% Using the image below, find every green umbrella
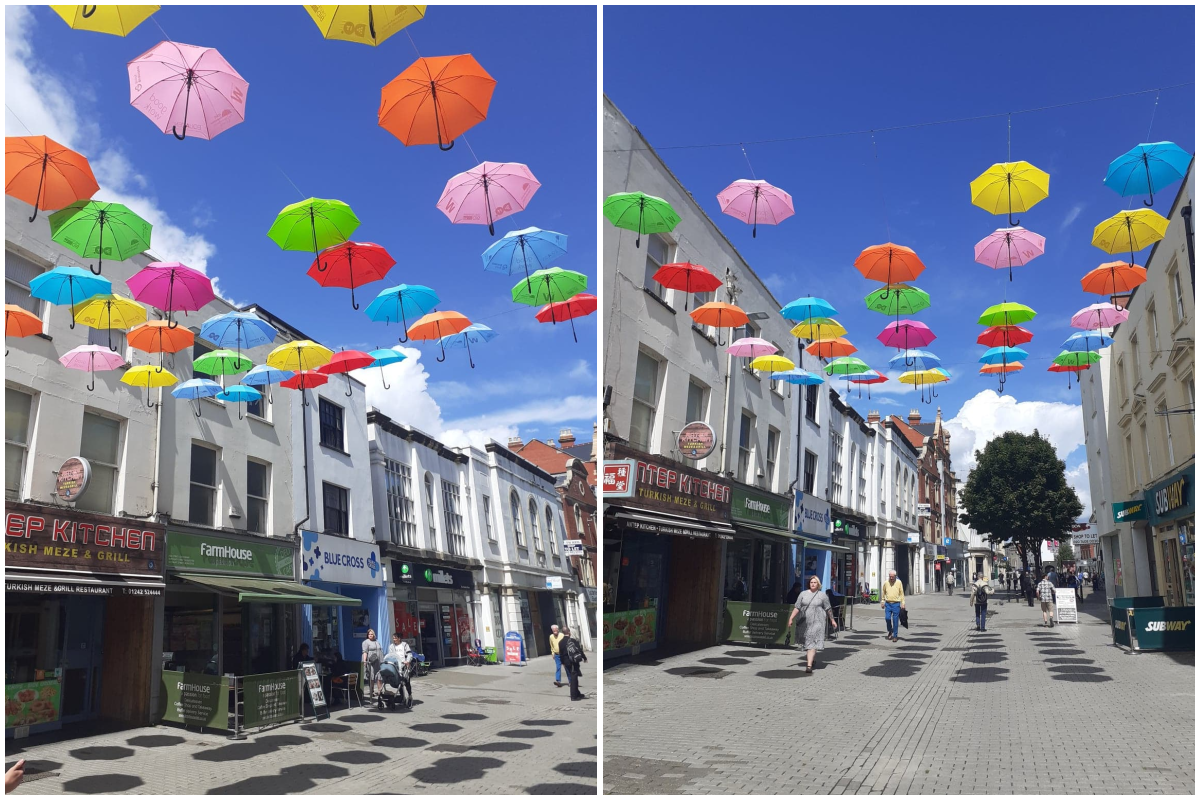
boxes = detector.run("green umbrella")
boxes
[1053,350,1100,367]
[824,356,871,375]
[193,348,253,389]
[864,284,931,316]
[267,198,360,261]
[49,200,152,277]
[511,267,588,307]
[978,301,1036,327]
[603,191,680,248]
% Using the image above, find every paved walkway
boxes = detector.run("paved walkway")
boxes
[603,589,1194,795]
[7,660,596,795]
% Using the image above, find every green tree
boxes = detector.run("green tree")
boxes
[1055,541,1076,569]
[959,430,1083,575]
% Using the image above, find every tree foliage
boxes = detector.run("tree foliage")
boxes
[1055,541,1075,568]
[959,430,1083,572]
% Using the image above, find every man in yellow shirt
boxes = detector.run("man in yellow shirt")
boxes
[879,569,906,641]
[549,624,566,686]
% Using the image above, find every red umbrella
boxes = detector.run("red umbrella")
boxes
[535,293,596,343]
[976,325,1034,348]
[1048,362,1090,389]
[318,349,375,397]
[308,241,396,310]
[651,262,721,311]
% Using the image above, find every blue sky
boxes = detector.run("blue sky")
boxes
[7,4,597,449]
[605,4,1195,512]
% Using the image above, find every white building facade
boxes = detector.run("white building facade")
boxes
[865,412,922,595]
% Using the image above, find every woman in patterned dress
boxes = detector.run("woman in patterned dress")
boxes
[786,575,838,673]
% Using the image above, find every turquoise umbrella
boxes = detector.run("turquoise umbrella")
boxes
[367,347,407,389]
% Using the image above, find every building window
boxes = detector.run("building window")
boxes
[803,450,817,495]
[482,495,496,542]
[246,394,264,420]
[529,498,543,551]
[424,473,437,543]
[859,453,868,512]
[630,350,660,451]
[644,234,671,300]
[546,505,558,555]
[319,398,344,451]
[1140,420,1153,479]
[805,384,818,423]
[879,462,886,514]
[1168,260,1186,326]
[510,491,526,548]
[189,443,218,525]
[686,378,708,424]
[766,427,779,488]
[441,481,465,556]
[247,459,269,533]
[573,505,584,542]
[738,411,754,483]
[5,388,33,500]
[5,251,44,317]
[1130,334,1141,386]
[1125,434,1139,490]
[831,432,844,505]
[323,482,349,535]
[75,412,122,515]
[1147,302,1160,357]
[384,459,416,547]
[1159,401,1175,467]
[87,326,126,357]
[191,337,213,374]
[1117,358,1128,404]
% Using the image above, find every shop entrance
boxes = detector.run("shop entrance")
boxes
[418,607,442,665]
[59,597,105,722]
[894,547,910,592]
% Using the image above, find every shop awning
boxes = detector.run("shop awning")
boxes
[614,510,736,539]
[174,573,361,606]
[797,540,853,553]
[733,522,806,542]
[6,569,165,594]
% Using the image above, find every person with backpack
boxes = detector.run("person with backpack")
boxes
[970,573,992,631]
[561,626,588,701]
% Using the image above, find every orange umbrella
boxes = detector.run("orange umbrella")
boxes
[690,301,748,346]
[980,362,1024,375]
[853,243,925,285]
[1080,261,1148,297]
[5,135,100,222]
[407,310,471,362]
[5,304,42,354]
[378,55,496,151]
[128,320,195,372]
[806,337,858,359]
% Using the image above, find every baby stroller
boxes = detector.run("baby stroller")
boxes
[376,653,415,710]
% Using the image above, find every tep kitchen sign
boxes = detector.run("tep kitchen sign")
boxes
[300,531,382,587]
[608,443,731,522]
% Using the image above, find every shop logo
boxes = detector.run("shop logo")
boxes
[744,497,770,514]
[1145,620,1191,632]
[367,551,379,579]
[424,568,454,586]
[201,542,253,561]
[1154,476,1189,517]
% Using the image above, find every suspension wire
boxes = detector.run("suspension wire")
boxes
[1127,91,1162,211]
[740,144,756,179]
[275,165,306,199]
[4,105,33,134]
[870,132,890,241]
[150,13,172,41]
[406,29,422,58]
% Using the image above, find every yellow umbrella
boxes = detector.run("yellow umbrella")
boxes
[74,294,146,350]
[750,354,795,372]
[50,5,159,36]
[1091,209,1169,264]
[899,367,949,401]
[790,317,846,339]
[266,339,334,372]
[305,5,426,46]
[121,364,177,407]
[970,161,1050,226]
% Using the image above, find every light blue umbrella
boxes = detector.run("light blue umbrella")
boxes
[837,368,886,399]
[1103,141,1192,208]
[889,348,942,371]
[439,324,497,370]
[780,296,837,323]
[241,364,294,404]
[215,384,262,420]
[979,346,1028,365]
[772,368,825,385]
[172,377,223,417]
[200,311,277,360]
[1062,330,1113,352]
[364,284,440,343]
[481,227,568,291]
[29,266,110,329]
[366,347,407,389]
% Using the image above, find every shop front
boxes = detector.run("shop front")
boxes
[300,531,388,664]
[719,485,800,645]
[831,511,867,599]
[391,561,476,667]
[5,502,165,737]
[947,540,967,589]
[791,493,849,593]
[1146,464,1195,608]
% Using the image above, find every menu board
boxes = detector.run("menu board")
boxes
[5,680,61,728]
[602,609,657,652]
[159,672,228,729]
[242,670,301,729]
[300,661,327,717]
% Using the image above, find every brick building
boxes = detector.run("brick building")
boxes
[890,408,962,591]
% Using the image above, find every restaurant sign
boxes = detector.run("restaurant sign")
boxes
[731,486,790,530]
[602,459,636,499]
[55,457,91,502]
[166,530,294,579]
[677,421,716,460]
[160,672,229,729]
[1112,498,1148,524]
[4,502,165,578]
[719,601,793,646]
[608,443,731,523]
[1146,465,1194,525]
[242,670,301,729]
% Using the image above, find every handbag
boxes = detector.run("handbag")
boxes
[899,607,909,629]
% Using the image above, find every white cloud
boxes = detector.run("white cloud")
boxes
[567,359,594,382]
[1060,203,1084,232]
[443,395,596,433]
[1065,461,1091,520]
[944,390,1085,477]
[352,347,445,438]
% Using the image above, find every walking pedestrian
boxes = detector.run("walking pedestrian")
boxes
[970,573,992,631]
[560,625,587,700]
[1092,572,1100,593]
[362,627,383,699]
[946,569,954,595]
[787,575,839,673]
[1073,571,1083,602]
[549,624,566,687]
[879,569,906,641]
[1020,570,1034,606]
[1037,572,1057,627]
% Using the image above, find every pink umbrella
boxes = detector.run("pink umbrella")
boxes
[128,41,249,141]
[126,262,215,327]
[60,344,126,392]
[436,161,540,235]
[1071,302,1128,331]
[877,320,935,350]
[716,179,794,238]
[726,337,778,358]
[974,226,1046,281]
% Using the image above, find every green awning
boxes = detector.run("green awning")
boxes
[798,540,853,553]
[175,573,361,606]
[734,522,804,542]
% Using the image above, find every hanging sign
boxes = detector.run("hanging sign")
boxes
[563,539,585,557]
[55,458,91,502]
[676,421,716,460]
[602,459,636,498]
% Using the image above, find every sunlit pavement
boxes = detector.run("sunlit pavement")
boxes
[6,661,596,795]
[603,589,1194,795]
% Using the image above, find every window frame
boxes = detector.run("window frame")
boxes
[384,458,416,547]
[189,442,219,526]
[322,481,350,536]
[442,480,465,557]
[76,411,122,516]
[804,384,818,423]
[5,388,34,500]
[529,497,543,551]
[482,494,496,542]
[546,505,558,555]
[4,250,46,319]
[246,458,270,534]
[831,431,844,506]
[644,234,673,301]
[318,397,346,451]
[765,427,779,489]
[803,450,817,495]
[510,490,526,548]
[685,378,708,424]
[424,473,437,544]
[630,349,661,451]
[738,411,754,483]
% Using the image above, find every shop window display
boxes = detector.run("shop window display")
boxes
[163,593,218,675]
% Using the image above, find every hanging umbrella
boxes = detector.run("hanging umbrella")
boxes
[364,348,407,390]
[979,346,1029,365]
[318,349,376,395]
[73,294,146,350]
[5,135,100,222]
[306,5,426,46]
[750,354,795,372]
[511,267,587,308]
[308,241,395,310]
[127,40,249,141]
[200,311,277,361]
[772,368,825,385]
[978,302,1036,327]
[29,266,110,330]
[973,226,1046,282]
[121,364,177,408]
[980,362,1024,375]
[1080,261,1148,297]
[1054,351,1101,368]
[602,192,680,248]
[716,179,794,238]
[127,320,194,373]
[825,356,871,376]
[408,311,471,363]
[215,384,263,420]
[854,243,926,293]
[268,198,360,267]
[535,293,596,343]
[689,302,748,346]
[281,369,329,405]
[440,323,497,370]
[1091,209,1169,266]
[267,340,334,373]
[780,297,838,324]
[126,261,214,327]
[970,161,1050,226]
[807,337,858,359]
[437,161,540,236]
[241,364,295,405]
[844,369,889,399]
[1049,362,1091,389]
[1071,302,1128,331]
[651,262,722,311]
[1103,142,1192,207]
[898,368,949,402]
[889,348,942,371]
[172,377,223,417]
[5,305,43,354]
[49,200,152,276]
[378,54,495,150]
[482,227,568,290]
[1062,331,1114,352]
[59,344,125,392]
[976,325,1034,348]
[877,319,935,351]
[864,284,930,317]
[193,348,253,388]
[50,5,158,36]
[364,284,440,343]
[791,317,846,340]
[726,338,778,358]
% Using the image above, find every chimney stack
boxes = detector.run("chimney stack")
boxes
[507,436,524,450]
[908,409,922,426]
[558,428,576,448]
[867,410,881,424]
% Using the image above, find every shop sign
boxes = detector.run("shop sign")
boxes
[1147,465,1194,525]
[1054,589,1078,623]
[242,670,302,729]
[503,631,527,664]
[562,539,585,557]
[732,486,789,530]
[676,421,716,460]
[299,661,327,716]
[160,672,229,729]
[299,530,382,587]
[625,519,712,539]
[792,493,831,539]
[392,561,474,590]
[602,459,636,498]
[1111,608,1132,648]
[55,457,91,502]
[545,576,564,589]
[832,517,863,539]
[917,503,931,517]
[1132,607,1195,652]
[602,609,656,652]
[1073,528,1100,545]
[5,680,61,729]
[583,587,598,605]
[1112,498,1148,523]
[4,502,165,578]
[4,580,161,597]
[609,443,731,522]
[719,601,792,646]
[166,530,294,579]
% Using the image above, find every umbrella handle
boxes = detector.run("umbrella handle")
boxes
[436,339,447,363]
[88,371,95,392]
[267,385,273,405]
[239,404,245,421]
[429,82,455,152]
[570,313,578,344]
[28,155,48,223]
[1143,159,1155,207]
[466,337,476,370]
[82,5,96,17]
[301,388,309,408]
[194,400,202,418]
[397,302,409,343]
[146,390,158,409]
[91,222,104,275]
[350,268,360,311]
[345,374,354,398]
[635,200,643,248]
[172,74,193,141]
[381,370,391,391]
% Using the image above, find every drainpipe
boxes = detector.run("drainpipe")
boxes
[293,390,311,536]
[1181,204,1194,290]
[150,385,163,520]
[718,269,739,476]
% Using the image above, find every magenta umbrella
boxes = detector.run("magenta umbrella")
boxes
[127,41,249,141]
[877,320,935,350]
[1071,302,1129,331]
[436,161,541,235]
[126,262,215,328]
[60,344,126,392]
[726,337,778,358]
[716,179,794,238]
[974,226,1046,281]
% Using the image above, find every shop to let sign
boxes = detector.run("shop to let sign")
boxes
[242,670,301,729]
[4,502,165,578]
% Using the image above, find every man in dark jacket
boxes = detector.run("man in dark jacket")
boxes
[1020,571,1034,606]
[561,626,587,701]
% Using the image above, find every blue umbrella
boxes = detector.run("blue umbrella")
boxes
[1062,330,1113,352]
[1103,141,1192,208]
[772,368,825,385]
[364,284,440,343]
[200,311,277,361]
[439,324,497,370]
[979,346,1028,365]
[241,364,294,404]
[366,347,407,389]
[172,377,223,417]
[889,348,942,371]
[481,227,568,291]
[29,266,110,329]
[780,296,837,323]
[216,384,262,420]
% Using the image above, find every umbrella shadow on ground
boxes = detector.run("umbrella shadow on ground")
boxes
[578,746,597,757]
[861,660,922,678]
[410,756,505,785]
[325,750,390,765]
[699,657,751,666]
[1039,648,1086,656]
[443,713,488,721]
[4,759,61,778]
[965,643,1004,650]
[895,645,937,652]
[525,783,595,794]
[1044,657,1096,665]
[554,761,598,779]
[207,763,349,794]
[411,723,463,734]
[723,650,771,658]
[755,669,806,679]
[67,746,136,761]
[369,737,430,749]
[126,735,187,748]
[890,652,933,661]
[950,667,1010,683]
[497,729,553,739]
[61,773,144,794]
[520,719,572,727]
[339,714,386,724]
[193,734,309,763]
[301,722,352,733]
[472,741,533,753]
[1051,672,1114,683]
[1047,664,1107,674]
[962,651,1007,664]
[663,666,729,678]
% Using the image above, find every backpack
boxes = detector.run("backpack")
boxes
[565,638,584,665]
[974,583,989,605]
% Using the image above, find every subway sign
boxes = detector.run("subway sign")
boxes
[1147,465,1194,525]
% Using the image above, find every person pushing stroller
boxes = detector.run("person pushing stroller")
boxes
[377,633,415,710]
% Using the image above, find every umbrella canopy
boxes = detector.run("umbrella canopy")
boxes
[877,319,935,349]
[378,54,495,150]
[864,284,931,316]
[306,5,426,45]
[807,337,858,359]
[408,311,471,363]
[29,266,110,329]
[51,5,158,36]
[750,355,795,372]
[172,377,223,400]
[1091,209,1168,263]
[193,349,253,386]
[128,40,249,141]
[970,160,1050,226]
[1080,261,1148,296]
[1054,351,1101,367]
[651,262,722,310]
[49,200,152,276]
[482,227,568,287]
[825,356,870,376]
[280,370,330,391]
[122,364,177,407]
[979,346,1028,365]
[791,317,846,339]
[267,340,334,372]
[440,323,497,369]
[1103,141,1192,207]
[368,348,408,367]
[215,384,262,418]
[511,267,587,307]
[308,241,396,310]
[318,348,375,395]
[1071,302,1128,331]
[726,337,778,358]
[780,296,838,322]
[602,192,680,248]
[268,198,360,259]
[126,261,214,323]
[5,305,43,341]
[1062,330,1114,352]
[437,161,540,236]
[899,368,950,385]
[716,179,794,237]
[980,362,1024,375]
[59,344,126,391]
[854,243,926,285]
[690,302,748,345]
[977,325,1034,348]
[200,311,277,359]
[127,320,194,354]
[978,302,1036,327]
[364,284,440,343]
[846,369,887,385]
[240,364,294,405]
[973,226,1046,281]
[889,348,942,370]
[74,294,146,350]
[1049,363,1090,373]
[5,135,100,222]
[772,368,825,385]
[535,293,596,324]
